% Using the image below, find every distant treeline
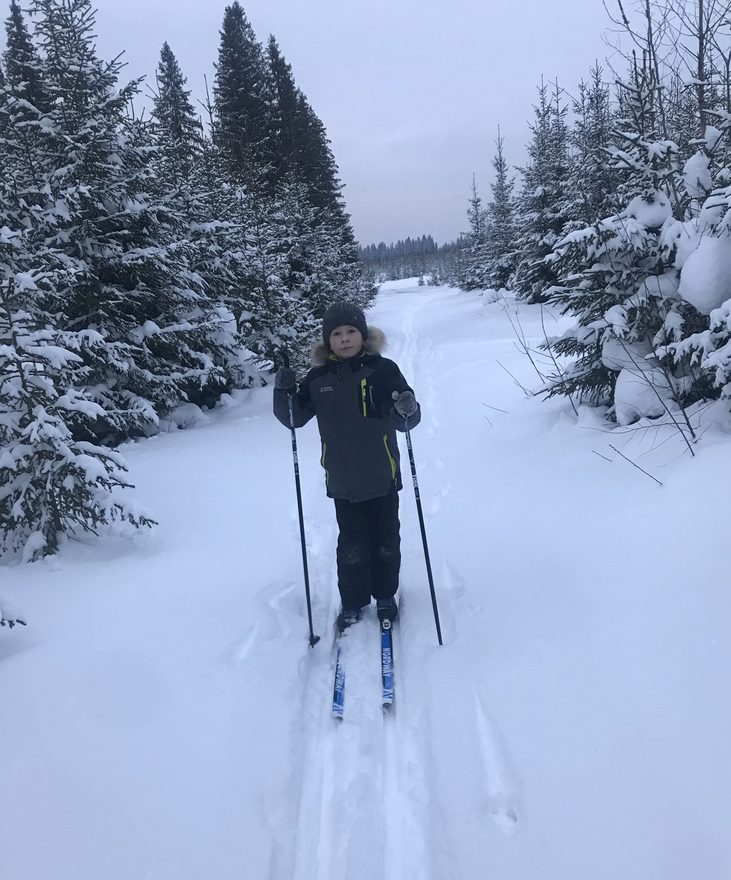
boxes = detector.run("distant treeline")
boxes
[358,235,467,283]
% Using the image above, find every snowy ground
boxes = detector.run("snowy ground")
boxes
[2,280,731,880]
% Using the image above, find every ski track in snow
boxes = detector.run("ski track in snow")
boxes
[287,295,437,880]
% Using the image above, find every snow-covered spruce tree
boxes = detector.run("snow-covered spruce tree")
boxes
[266,37,364,306]
[483,129,518,290]
[3,0,44,109]
[653,126,731,405]
[151,44,255,396]
[213,8,366,369]
[192,138,257,336]
[570,64,622,224]
[214,1,277,190]
[232,179,314,370]
[513,80,574,302]
[15,0,240,440]
[267,35,300,188]
[268,38,350,214]
[582,0,730,418]
[0,278,154,562]
[283,86,365,313]
[458,175,489,290]
[0,0,42,148]
[152,41,203,185]
[236,177,371,372]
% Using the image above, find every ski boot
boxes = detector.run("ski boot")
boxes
[376,597,398,624]
[336,606,362,634]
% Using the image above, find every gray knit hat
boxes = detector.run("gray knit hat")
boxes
[322,301,368,346]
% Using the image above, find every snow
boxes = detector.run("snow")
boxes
[704,125,723,152]
[601,335,654,372]
[163,402,212,431]
[683,151,712,199]
[21,532,46,565]
[613,365,674,425]
[0,592,26,625]
[637,270,679,301]
[678,232,731,314]
[1,282,731,880]
[622,190,672,229]
[13,271,39,292]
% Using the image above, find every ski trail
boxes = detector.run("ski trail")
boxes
[291,615,385,880]
[385,290,521,875]
[382,614,433,880]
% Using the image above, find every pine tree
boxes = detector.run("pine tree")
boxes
[234,181,309,367]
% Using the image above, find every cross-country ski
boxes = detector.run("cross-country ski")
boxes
[380,619,394,709]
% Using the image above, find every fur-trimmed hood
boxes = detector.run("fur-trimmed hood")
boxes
[310,326,386,366]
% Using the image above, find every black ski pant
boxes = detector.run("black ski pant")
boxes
[334,490,401,609]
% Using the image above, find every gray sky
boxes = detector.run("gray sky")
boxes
[89,1,614,245]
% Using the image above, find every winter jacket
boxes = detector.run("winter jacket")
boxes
[273,328,421,502]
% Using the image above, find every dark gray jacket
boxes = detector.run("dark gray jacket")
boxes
[274,329,420,502]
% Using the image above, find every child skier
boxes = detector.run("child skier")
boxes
[273,302,420,633]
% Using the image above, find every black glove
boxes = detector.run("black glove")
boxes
[393,390,418,418]
[275,367,296,391]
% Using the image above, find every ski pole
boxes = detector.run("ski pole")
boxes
[395,393,443,646]
[282,353,320,648]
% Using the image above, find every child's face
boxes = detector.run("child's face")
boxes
[329,325,363,359]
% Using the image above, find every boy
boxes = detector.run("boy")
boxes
[273,302,420,633]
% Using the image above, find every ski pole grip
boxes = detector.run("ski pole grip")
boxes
[392,390,408,429]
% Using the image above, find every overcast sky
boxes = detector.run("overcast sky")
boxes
[90,2,612,244]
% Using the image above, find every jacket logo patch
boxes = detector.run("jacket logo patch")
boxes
[320,385,334,392]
